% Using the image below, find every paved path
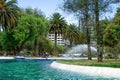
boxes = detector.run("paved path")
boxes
[51,61,120,79]
[0,56,13,59]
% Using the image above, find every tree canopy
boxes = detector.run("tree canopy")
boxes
[0,0,19,30]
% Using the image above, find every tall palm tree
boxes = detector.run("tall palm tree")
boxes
[0,0,19,31]
[63,24,80,48]
[49,13,66,53]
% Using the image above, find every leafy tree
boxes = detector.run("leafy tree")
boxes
[57,45,66,55]
[0,30,18,55]
[49,12,67,54]
[104,8,120,58]
[37,37,65,56]
[38,37,54,55]
[104,25,120,47]
[25,8,33,15]
[99,18,110,30]
[104,8,120,47]
[61,0,92,60]
[74,32,87,45]
[61,0,120,61]
[13,15,37,52]
[0,0,19,30]
[13,14,49,54]
[13,8,49,56]
[63,24,82,48]
[112,8,120,25]
[23,8,50,56]
[92,0,120,62]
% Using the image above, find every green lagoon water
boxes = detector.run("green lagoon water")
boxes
[0,59,119,80]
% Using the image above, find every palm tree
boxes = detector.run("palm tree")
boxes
[49,13,66,53]
[63,24,81,48]
[0,0,19,31]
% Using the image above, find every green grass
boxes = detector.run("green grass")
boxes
[57,59,120,68]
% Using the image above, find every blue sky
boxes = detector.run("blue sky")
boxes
[17,0,119,25]
[17,0,77,24]
[17,0,62,17]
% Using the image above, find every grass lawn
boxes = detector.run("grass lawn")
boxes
[57,59,120,68]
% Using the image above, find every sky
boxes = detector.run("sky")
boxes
[17,0,119,25]
[17,0,78,24]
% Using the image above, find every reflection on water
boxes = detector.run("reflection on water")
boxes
[0,59,118,80]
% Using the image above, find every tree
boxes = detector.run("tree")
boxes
[61,0,120,61]
[104,8,120,58]
[61,0,92,60]
[13,14,49,56]
[13,15,37,52]
[19,8,50,56]
[92,0,120,62]
[49,12,66,54]
[0,0,19,30]
[63,24,82,48]
[0,30,18,55]
[104,25,120,58]
[104,25,120,47]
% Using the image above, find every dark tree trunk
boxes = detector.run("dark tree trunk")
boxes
[94,0,103,62]
[70,41,73,48]
[34,37,39,56]
[87,28,92,60]
[53,32,58,55]
[54,32,57,50]
[85,0,92,60]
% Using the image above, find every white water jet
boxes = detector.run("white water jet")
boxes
[63,44,97,57]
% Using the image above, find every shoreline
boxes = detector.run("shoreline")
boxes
[0,56,14,59]
[0,56,87,60]
[51,61,120,79]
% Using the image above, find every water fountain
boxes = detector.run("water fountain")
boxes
[51,44,120,79]
[63,44,97,57]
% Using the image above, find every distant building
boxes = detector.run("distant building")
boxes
[78,17,96,47]
[47,33,67,46]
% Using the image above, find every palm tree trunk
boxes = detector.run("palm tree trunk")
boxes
[54,32,57,49]
[53,32,57,55]
[70,41,73,48]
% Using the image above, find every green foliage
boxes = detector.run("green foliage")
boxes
[24,8,44,17]
[57,45,66,54]
[104,8,120,47]
[0,0,19,30]
[49,12,67,33]
[61,0,89,16]
[104,41,120,59]
[0,8,50,55]
[37,37,66,55]
[113,8,120,25]
[61,0,120,17]
[12,12,49,51]
[13,15,38,49]
[103,8,120,58]
[63,24,85,47]
[0,30,18,50]
[38,37,54,54]
[23,39,34,51]
[49,12,67,53]
[104,25,120,47]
